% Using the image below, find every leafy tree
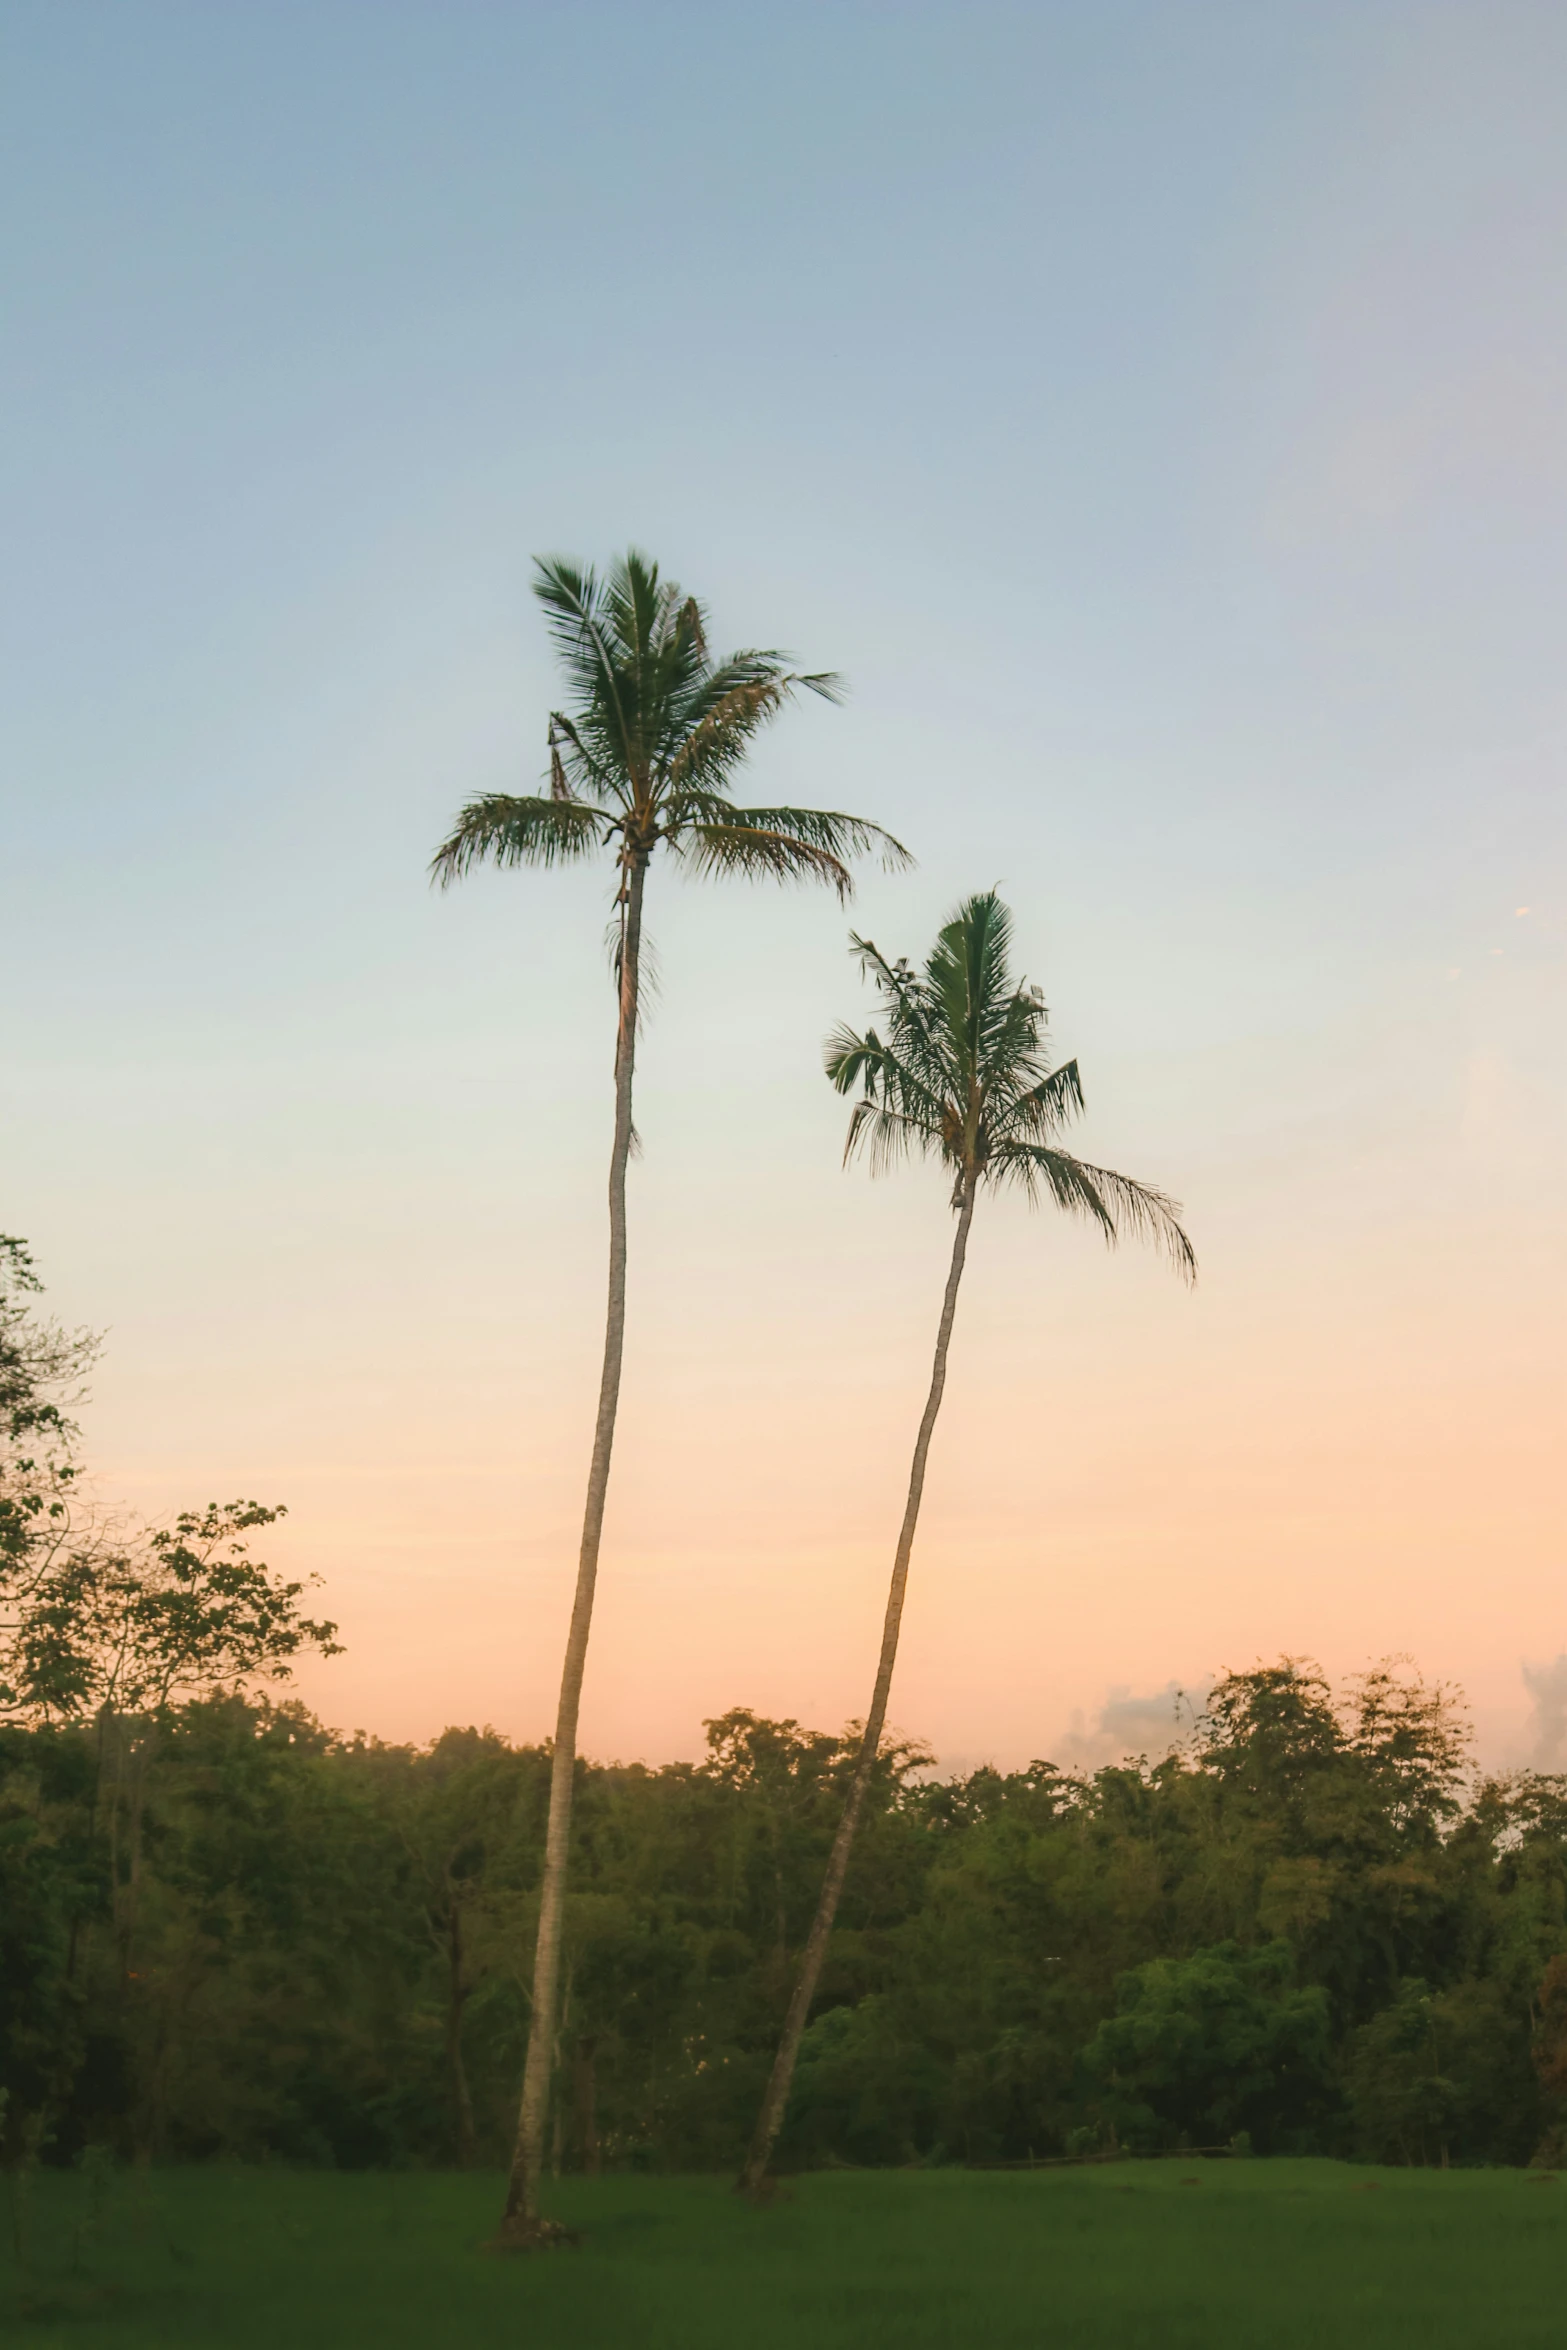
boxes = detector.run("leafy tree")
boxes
[0,1726,100,2169]
[0,1238,97,1457]
[1190,1661,1477,2029]
[2,1245,335,1737]
[785,1992,943,2166]
[701,1710,928,1994]
[741,892,1194,2192]
[1341,1975,1536,2168]
[0,1238,98,1653]
[0,1249,349,2176]
[8,1502,339,1726]
[1344,1661,1472,1837]
[431,549,907,2245]
[1078,1939,1332,2153]
[380,1726,536,2166]
[1531,1950,1567,2162]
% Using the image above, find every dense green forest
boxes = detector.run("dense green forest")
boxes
[7,1669,1567,2176]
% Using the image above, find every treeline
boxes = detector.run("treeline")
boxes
[7,1665,1567,2174]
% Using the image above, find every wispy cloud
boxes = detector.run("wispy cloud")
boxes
[1522,1655,1567,1770]
[1056,1680,1201,1771]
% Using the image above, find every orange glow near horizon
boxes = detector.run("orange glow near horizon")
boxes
[84,932,1566,1776]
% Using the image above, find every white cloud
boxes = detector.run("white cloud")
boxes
[1521,1655,1567,1770]
[1056,1680,1201,1771]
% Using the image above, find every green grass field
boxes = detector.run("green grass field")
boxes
[4,2161,1562,2348]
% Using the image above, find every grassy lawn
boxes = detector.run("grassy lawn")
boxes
[3,2160,1562,2348]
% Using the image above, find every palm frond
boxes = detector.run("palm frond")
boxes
[823,1022,886,1098]
[824,1023,954,1153]
[844,934,951,1075]
[926,891,1015,1084]
[681,653,844,726]
[988,1051,1082,1136]
[1003,1058,1086,1135]
[533,550,681,783]
[994,1145,1196,1280]
[661,671,800,795]
[548,723,572,803]
[530,556,610,702]
[676,593,708,666]
[840,1097,933,1176]
[547,709,627,809]
[671,824,854,901]
[690,803,911,870]
[658,658,844,797]
[429,794,608,887]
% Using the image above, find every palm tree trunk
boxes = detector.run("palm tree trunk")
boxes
[739,1169,978,2196]
[497,851,647,2247]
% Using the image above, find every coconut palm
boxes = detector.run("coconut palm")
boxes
[431,549,908,2246]
[739,890,1195,2194]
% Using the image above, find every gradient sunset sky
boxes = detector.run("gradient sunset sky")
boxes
[4,2,1564,1770]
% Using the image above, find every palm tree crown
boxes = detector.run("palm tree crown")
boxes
[431,550,908,902]
[827,890,1195,1275]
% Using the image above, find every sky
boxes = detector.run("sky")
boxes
[3,0,1564,1772]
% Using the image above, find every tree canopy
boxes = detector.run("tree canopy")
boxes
[6,1659,1565,2175]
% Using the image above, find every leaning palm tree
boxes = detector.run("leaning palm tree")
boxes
[432,550,908,2247]
[739,890,1195,2194]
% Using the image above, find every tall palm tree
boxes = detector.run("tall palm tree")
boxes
[739,890,1195,2194]
[431,549,908,2246]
